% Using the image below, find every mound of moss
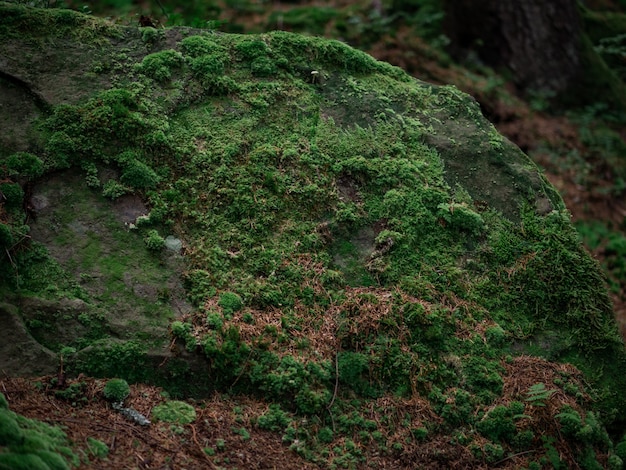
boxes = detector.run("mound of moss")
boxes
[1,3,625,467]
[0,392,78,470]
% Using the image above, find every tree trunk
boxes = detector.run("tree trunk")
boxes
[443,0,583,95]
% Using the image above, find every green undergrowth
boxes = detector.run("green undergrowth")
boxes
[0,1,120,41]
[0,5,625,467]
[577,220,626,294]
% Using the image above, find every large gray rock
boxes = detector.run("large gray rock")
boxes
[0,303,58,376]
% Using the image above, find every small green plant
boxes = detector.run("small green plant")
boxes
[206,311,223,330]
[45,131,77,169]
[616,435,626,462]
[318,426,334,443]
[86,437,109,458]
[0,223,14,248]
[411,427,429,442]
[232,426,251,441]
[485,325,508,348]
[250,56,277,77]
[235,39,270,60]
[135,214,152,228]
[101,180,127,199]
[5,152,44,180]
[135,49,184,82]
[0,182,24,208]
[542,435,565,468]
[183,269,216,306]
[120,159,160,190]
[144,229,165,251]
[82,161,100,188]
[54,381,87,406]
[189,54,226,78]
[181,35,224,57]
[218,292,243,315]
[477,402,526,443]
[140,26,161,46]
[437,202,485,236]
[171,320,196,351]
[152,400,197,424]
[103,378,130,403]
[524,383,556,407]
[256,404,291,432]
[337,351,377,397]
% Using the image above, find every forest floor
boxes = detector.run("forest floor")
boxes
[2,356,591,469]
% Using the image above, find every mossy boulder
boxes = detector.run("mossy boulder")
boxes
[1,3,625,467]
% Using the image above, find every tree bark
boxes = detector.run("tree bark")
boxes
[443,0,583,95]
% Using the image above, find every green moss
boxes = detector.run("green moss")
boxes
[0,223,14,249]
[86,437,108,458]
[103,378,130,402]
[337,351,379,397]
[140,26,161,46]
[0,401,77,470]
[120,159,160,189]
[152,400,196,424]
[0,2,120,41]
[0,453,51,470]
[135,49,184,82]
[101,180,127,199]
[250,56,278,77]
[189,53,226,77]
[73,339,149,381]
[181,35,225,57]
[256,404,291,432]
[477,402,525,443]
[4,152,44,180]
[235,38,271,60]
[0,411,22,446]
[32,451,70,470]
[143,229,165,251]
[0,182,23,208]
[218,292,243,315]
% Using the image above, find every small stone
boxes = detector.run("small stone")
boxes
[164,236,182,252]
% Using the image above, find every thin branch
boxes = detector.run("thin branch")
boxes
[494,449,536,466]
[326,352,339,432]
[154,0,168,19]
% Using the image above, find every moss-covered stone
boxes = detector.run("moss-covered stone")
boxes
[0,3,625,467]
